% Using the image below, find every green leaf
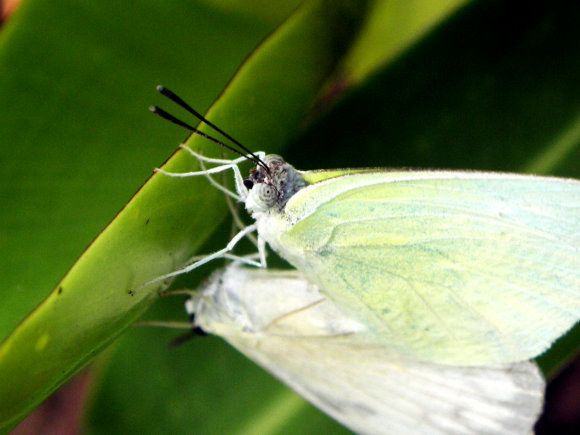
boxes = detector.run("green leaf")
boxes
[0,0,369,431]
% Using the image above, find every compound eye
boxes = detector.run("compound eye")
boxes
[243,178,254,190]
[256,183,278,207]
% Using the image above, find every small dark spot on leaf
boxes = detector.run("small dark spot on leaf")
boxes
[145,218,150,225]
[58,286,63,295]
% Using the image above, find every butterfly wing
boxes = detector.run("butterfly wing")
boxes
[262,171,580,365]
[193,266,545,435]
[228,337,544,435]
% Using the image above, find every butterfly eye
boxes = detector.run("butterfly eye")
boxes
[256,183,278,207]
[243,179,254,190]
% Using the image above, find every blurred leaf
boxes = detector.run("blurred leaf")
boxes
[296,1,580,177]
[199,0,303,23]
[341,0,470,84]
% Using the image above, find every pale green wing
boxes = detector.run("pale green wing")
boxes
[193,266,545,435]
[268,171,580,365]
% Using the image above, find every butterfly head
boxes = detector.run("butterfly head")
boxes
[243,155,306,215]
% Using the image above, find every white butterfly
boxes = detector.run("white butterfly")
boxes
[151,88,580,367]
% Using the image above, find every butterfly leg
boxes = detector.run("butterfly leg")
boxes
[258,234,267,268]
[180,146,265,202]
[154,162,236,178]
[133,223,259,294]
[180,145,264,166]
[197,156,242,201]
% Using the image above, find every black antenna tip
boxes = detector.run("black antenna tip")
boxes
[150,106,168,119]
[152,85,268,172]
[157,86,174,99]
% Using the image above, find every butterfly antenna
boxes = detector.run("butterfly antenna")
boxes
[150,105,260,165]
[153,85,268,172]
